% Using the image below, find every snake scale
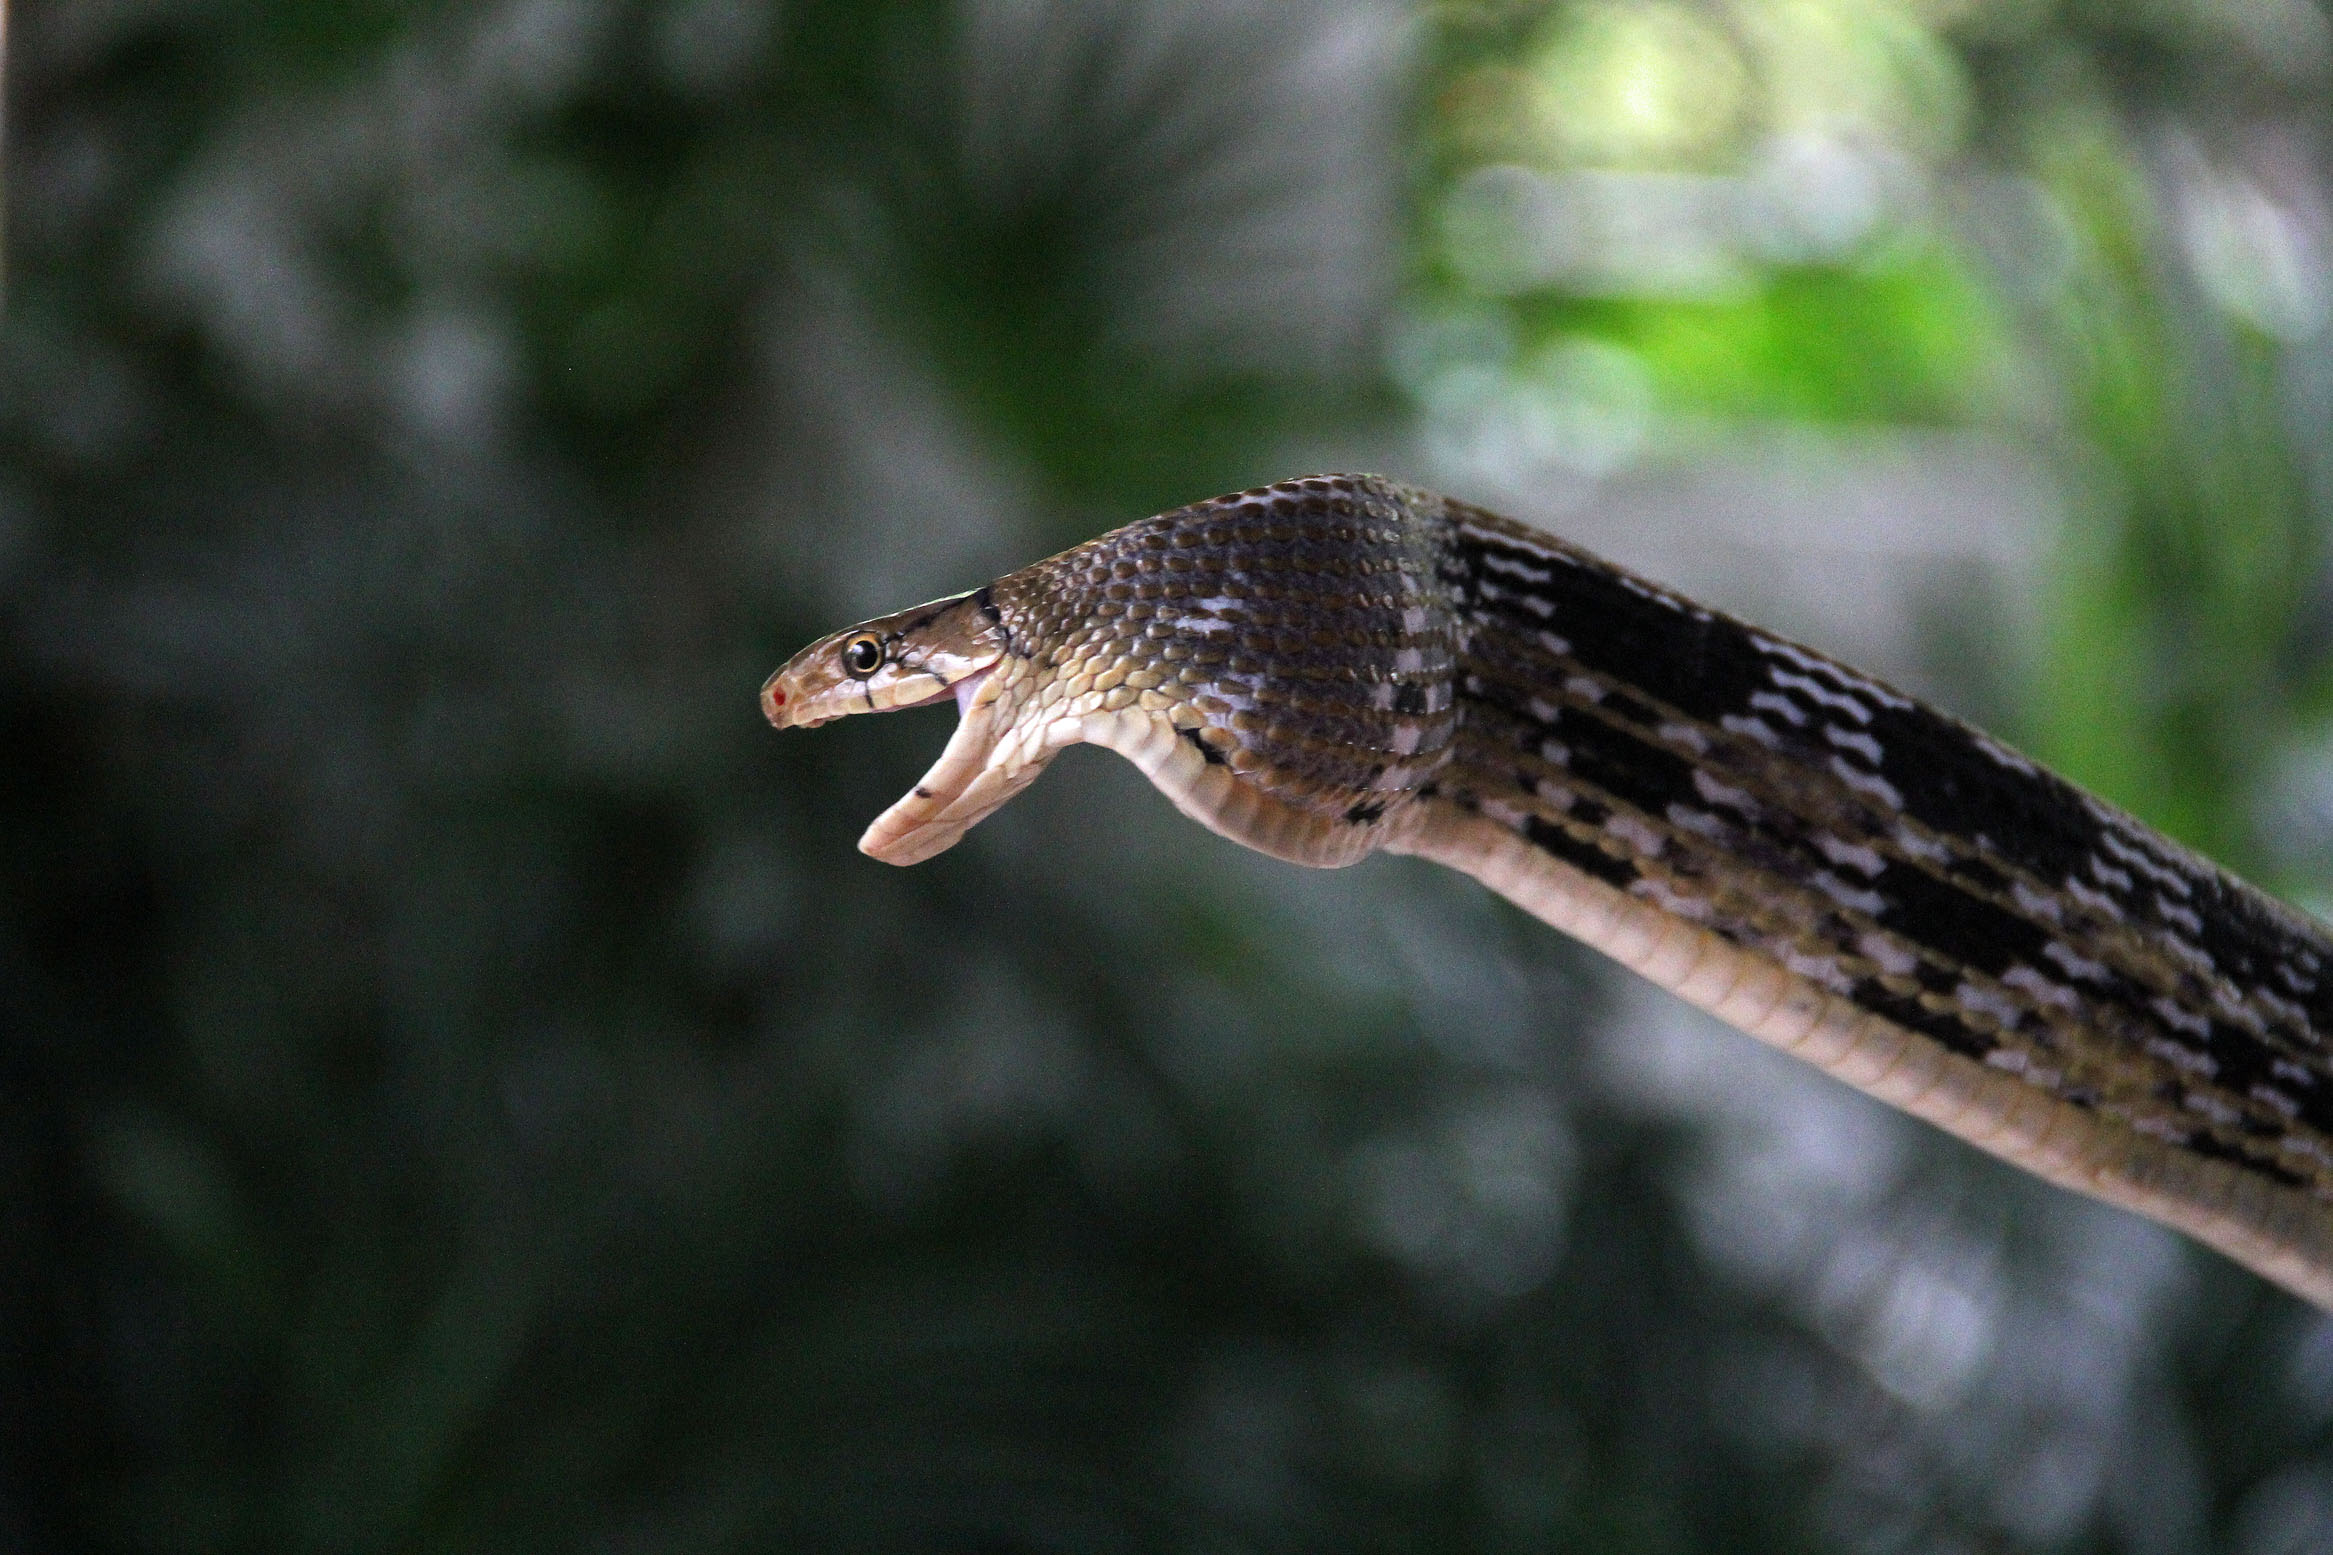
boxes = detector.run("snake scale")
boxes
[762,474,2333,1309]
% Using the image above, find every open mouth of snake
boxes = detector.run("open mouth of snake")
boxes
[884,666,991,716]
[945,668,992,716]
[859,666,1013,865]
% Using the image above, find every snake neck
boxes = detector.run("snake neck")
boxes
[972,475,1471,864]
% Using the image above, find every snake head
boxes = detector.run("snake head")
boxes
[766,476,1466,872]
[762,588,1048,866]
[759,590,1006,729]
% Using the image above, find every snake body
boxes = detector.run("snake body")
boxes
[762,474,2333,1309]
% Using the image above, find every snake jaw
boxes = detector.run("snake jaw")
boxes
[858,662,1061,865]
[761,591,1035,862]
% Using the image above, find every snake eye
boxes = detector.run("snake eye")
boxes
[841,635,884,677]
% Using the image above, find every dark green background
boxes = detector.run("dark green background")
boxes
[9,1,2333,1550]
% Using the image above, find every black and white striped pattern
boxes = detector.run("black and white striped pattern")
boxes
[1425,493,2333,1198]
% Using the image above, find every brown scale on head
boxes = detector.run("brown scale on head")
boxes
[761,475,1464,867]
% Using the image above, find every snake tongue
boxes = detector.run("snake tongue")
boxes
[858,666,1057,865]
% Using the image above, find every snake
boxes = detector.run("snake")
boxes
[761,473,2333,1310]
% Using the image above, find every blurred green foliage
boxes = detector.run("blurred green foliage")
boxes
[9,1,2333,1553]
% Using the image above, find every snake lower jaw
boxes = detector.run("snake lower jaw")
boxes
[857,668,1057,865]
[856,670,1401,870]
